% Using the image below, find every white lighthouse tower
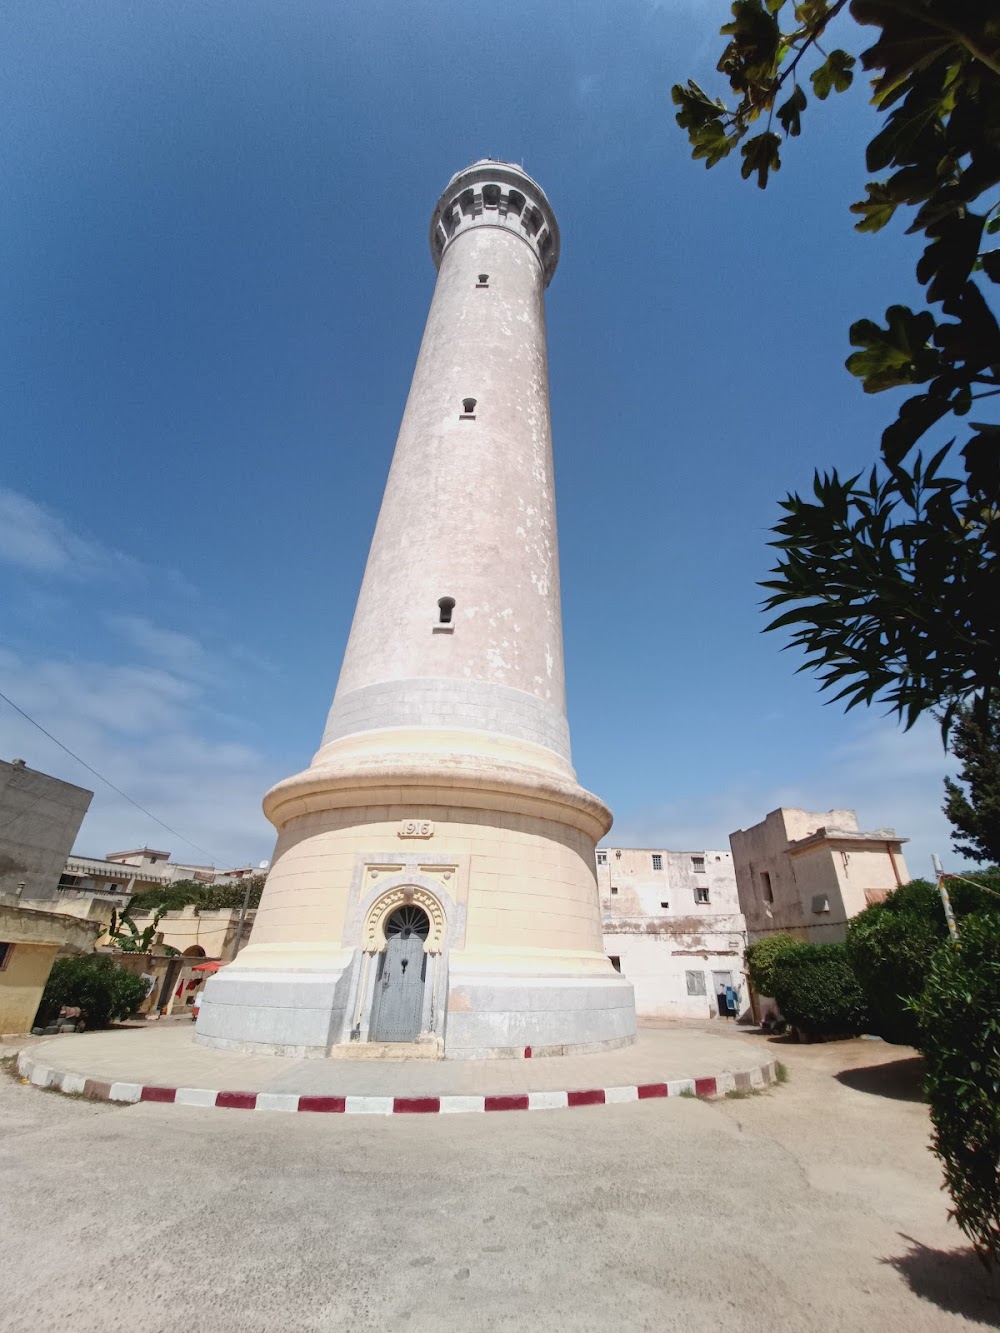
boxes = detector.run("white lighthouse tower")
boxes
[197,160,636,1057]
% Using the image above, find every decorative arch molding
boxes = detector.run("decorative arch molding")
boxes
[363,884,447,955]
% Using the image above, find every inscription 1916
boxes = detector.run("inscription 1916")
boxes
[398,819,434,838]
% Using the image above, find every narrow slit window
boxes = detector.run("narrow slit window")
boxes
[460,397,477,419]
[476,273,489,288]
[437,597,455,625]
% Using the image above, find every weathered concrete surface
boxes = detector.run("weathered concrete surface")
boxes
[20,1022,764,1097]
[1,1032,997,1331]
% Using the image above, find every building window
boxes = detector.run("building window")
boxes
[608,955,621,973]
[686,969,706,996]
[696,886,710,904]
[437,597,455,625]
[460,397,477,419]
[476,273,489,287]
[652,854,663,871]
[596,851,607,865]
[659,900,669,909]
[610,886,618,896]
[691,856,705,873]
[760,870,774,903]
[0,943,13,971]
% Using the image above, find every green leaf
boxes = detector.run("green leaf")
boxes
[916,213,986,304]
[671,80,729,132]
[850,182,898,233]
[776,83,807,137]
[719,0,781,72]
[846,305,937,392]
[810,49,855,100]
[880,391,951,465]
[691,119,737,167]
[740,131,782,188]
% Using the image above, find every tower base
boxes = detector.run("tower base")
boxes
[195,746,637,1059]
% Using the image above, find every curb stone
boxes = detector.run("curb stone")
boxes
[14,1050,778,1115]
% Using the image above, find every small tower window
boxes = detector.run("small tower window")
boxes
[476,274,489,288]
[460,397,477,419]
[437,597,455,625]
[482,184,500,209]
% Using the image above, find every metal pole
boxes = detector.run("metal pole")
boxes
[231,876,255,961]
[932,854,960,946]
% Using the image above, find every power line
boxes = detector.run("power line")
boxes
[0,688,232,869]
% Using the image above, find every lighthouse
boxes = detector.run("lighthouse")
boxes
[197,161,636,1057]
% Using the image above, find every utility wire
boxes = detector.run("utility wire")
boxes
[0,687,232,869]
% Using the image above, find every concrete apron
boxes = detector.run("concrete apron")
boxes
[12,1033,779,1116]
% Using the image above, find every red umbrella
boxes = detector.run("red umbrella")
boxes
[191,960,223,973]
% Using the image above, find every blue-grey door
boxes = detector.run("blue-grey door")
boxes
[371,905,429,1042]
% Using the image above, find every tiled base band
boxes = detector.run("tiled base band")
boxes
[15,1051,777,1114]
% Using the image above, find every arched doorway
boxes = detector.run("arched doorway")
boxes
[370,905,429,1042]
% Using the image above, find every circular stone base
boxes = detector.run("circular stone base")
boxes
[12,1024,778,1115]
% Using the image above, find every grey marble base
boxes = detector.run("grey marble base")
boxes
[195,965,352,1058]
[442,973,637,1059]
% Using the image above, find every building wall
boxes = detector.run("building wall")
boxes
[730,808,909,943]
[124,904,254,959]
[0,759,93,901]
[0,941,60,1034]
[596,846,749,1019]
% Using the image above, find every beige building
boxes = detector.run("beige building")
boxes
[198,160,635,1059]
[0,899,101,1036]
[729,808,909,944]
[597,847,749,1020]
[57,847,261,901]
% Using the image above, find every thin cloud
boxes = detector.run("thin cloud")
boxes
[107,615,216,683]
[0,488,135,580]
[611,715,962,880]
[0,646,278,866]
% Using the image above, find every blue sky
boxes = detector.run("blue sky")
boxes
[0,0,962,877]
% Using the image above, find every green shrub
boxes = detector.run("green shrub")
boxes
[917,915,1000,1268]
[847,875,1000,1047]
[745,933,803,998]
[35,955,150,1029]
[770,943,869,1038]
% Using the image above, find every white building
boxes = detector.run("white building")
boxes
[597,847,749,1020]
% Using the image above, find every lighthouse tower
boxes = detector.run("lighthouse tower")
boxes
[197,161,636,1057]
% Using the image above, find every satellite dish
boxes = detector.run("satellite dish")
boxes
[259,861,269,870]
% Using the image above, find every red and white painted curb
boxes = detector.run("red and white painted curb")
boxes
[15,1051,777,1114]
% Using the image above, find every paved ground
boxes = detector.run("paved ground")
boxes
[1,1028,998,1332]
[16,1019,768,1097]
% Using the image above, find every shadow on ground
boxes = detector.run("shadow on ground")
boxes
[883,1235,1000,1326]
[835,1056,925,1102]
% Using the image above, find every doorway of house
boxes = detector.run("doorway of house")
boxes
[712,969,733,1018]
[370,904,430,1042]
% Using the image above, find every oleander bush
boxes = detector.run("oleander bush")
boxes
[34,955,150,1030]
[917,915,1000,1268]
[770,942,869,1039]
[846,875,1000,1047]
[745,933,802,1000]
